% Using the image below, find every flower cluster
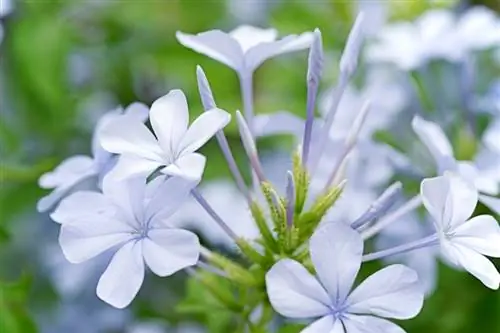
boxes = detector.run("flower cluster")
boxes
[38,9,499,332]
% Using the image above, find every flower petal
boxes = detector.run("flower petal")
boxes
[142,229,199,276]
[124,102,149,122]
[50,191,116,224]
[145,176,195,225]
[99,116,163,161]
[441,241,500,289]
[479,194,500,215]
[229,25,277,53]
[178,108,231,155]
[39,155,95,189]
[59,214,132,264]
[411,116,455,173]
[105,155,163,181]
[346,265,424,319]
[176,30,244,71]
[421,174,477,232]
[342,315,407,333]
[246,32,313,72]
[452,215,500,257]
[161,153,206,182]
[309,222,362,305]
[302,316,344,333]
[253,111,306,138]
[96,241,145,308]
[265,259,331,319]
[149,90,189,157]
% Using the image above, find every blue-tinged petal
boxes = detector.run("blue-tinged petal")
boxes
[301,316,343,333]
[452,215,500,257]
[309,222,362,306]
[50,191,116,224]
[254,111,306,139]
[342,314,407,333]
[149,90,189,157]
[480,194,500,215]
[176,30,244,71]
[161,153,206,182]
[142,229,199,276]
[96,241,145,308]
[229,25,277,53]
[346,265,423,320]
[266,259,331,319]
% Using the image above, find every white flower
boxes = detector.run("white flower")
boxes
[266,222,424,333]
[421,173,500,289]
[99,89,230,182]
[176,25,312,77]
[53,176,200,308]
[412,116,500,213]
[367,8,500,70]
[37,103,149,212]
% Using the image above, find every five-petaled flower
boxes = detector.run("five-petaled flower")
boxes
[99,89,231,182]
[266,222,424,333]
[176,25,313,78]
[421,173,500,289]
[52,175,201,308]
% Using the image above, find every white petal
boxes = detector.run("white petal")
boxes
[161,153,206,182]
[229,25,277,53]
[124,102,149,122]
[105,155,163,181]
[50,191,116,224]
[421,174,477,232]
[176,30,244,71]
[102,175,147,225]
[142,229,199,276]
[441,241,500,289]
[301,316,343,333]
[309,222,362,305]
[265,259,331,319]
[342,315,407,333]
[37,185,81,213]
[96,241,145,308]
[480,194,500,215]
[99,116,163,161]
[39,155,95,189]
[246,32,313,72]
[411,116,454,172]
[145,176,195,225]
[253,111,306,138]
[177,108,231,155]
[452,215,500,257]
[149,90,189,157]
[59,214,132,263]
[346,265,424,319]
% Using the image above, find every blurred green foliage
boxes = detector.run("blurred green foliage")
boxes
[0,1,499,332]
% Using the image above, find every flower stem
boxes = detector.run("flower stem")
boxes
[362,233,439,262]
[361,195,422,240]
[191,188,238,241]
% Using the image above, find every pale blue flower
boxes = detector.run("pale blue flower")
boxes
[266,222,424,333]
[99,90,230,182]
[176,26,312,78]
[421,173,500,289]
[53,176,200,308]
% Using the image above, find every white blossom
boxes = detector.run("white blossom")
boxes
[266,222,424,333]
[421,173,500,289]
[53,175,200,308]
[99,89,230,182]
[176,25,312,77]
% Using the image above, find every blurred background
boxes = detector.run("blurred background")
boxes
[0,0,499,332]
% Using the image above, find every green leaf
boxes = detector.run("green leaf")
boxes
[0,276,38,333]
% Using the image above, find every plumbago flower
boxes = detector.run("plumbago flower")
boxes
[99,89,231,181]
[366,7,500,70]
[37,103,149,212]
[52,175,200,308]
[266,222,424,332]
[176,25,313,79]
[412,116,500,214]
[421,173,500,289]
